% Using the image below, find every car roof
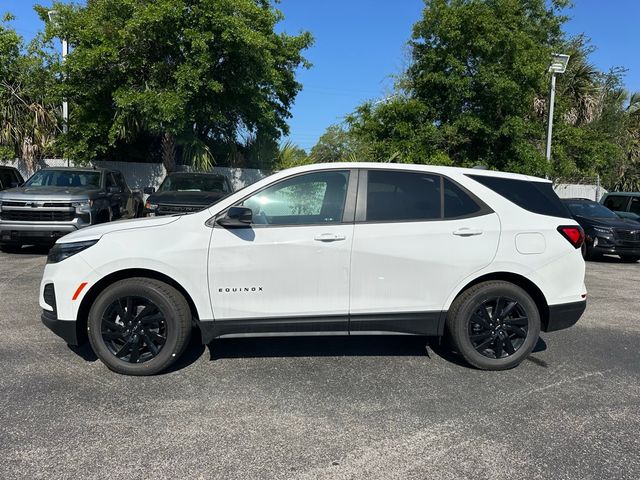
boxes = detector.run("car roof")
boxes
[39,167,110,174]
[167,172,226,178]
[0,165,18,170]
[278,162,550,183]
[562,198,596,202]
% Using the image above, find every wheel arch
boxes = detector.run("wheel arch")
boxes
[448,272,550,331]
[75,268,200,344]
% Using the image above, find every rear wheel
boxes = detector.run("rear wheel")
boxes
[446,281,541,370]
[620,255,640,263]
[88,278,192,375]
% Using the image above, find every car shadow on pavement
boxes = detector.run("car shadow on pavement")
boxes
[588,254,639,264]
[3,244,51,255]
[207,335,431,361]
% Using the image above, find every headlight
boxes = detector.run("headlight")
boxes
[71,200,93,210]
[592,226,613,235]
[145,201,158,210]
[47,240,99,264]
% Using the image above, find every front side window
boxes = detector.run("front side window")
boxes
[629,197,640,215]
[366,171,441,222]
[603,195,630,212]
[242,171,349,225]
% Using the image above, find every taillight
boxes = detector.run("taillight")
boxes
[557,225,585,249]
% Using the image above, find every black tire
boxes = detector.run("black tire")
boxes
[446,281,541,370]
[0,243,22,253]
[620,255,640,263]
[88,277,192,375]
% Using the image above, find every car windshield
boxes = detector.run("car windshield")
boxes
[24,170,102,188]
[564,200,618,219]
[158,174,229,193]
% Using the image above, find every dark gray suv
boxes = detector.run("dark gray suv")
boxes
[0,167,143,251]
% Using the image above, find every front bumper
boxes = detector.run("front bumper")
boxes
[41,310,80,345]
[591,245,640,257]
[544,300,587,332]
[0,223,79,244]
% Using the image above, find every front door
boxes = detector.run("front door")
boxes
[208,170,355,333]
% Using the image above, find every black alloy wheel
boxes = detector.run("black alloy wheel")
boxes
[101,296,167,364]
[468,296,529,359]
[446,280,541,370]
[88,277,192,375]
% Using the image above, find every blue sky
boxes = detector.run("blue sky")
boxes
[4,0,640,151]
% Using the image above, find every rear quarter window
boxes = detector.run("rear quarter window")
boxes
[467,175,571,219]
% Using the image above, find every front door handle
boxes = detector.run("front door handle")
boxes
[453,228,483,237]
[314,233,346,242]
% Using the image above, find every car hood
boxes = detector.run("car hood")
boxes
[574,215,640,230]
[148,190,227,206]
[58,215,181,244]
[0,186,102,200]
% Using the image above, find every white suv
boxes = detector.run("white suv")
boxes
[40,163,587,375]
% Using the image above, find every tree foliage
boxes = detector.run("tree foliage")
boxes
[0,15,59,165]
[33,0,312,169]
[342,0,640,190]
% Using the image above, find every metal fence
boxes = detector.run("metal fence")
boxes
[0,158,267,191]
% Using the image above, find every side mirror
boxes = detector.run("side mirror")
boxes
[143,187,155,195]
[216,206,253,228]
[108,186,122,194]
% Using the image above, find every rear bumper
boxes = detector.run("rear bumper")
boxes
[41,310,79,345]
[544,300,587,332]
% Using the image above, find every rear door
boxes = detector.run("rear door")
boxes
[349,169,500,334]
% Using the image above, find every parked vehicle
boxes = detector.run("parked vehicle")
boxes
[562,198,640,262]
[0,167,143,252]
[600,192,640,222]
[143,172,233,216]
[0,166,24,191]
[40,163,587,375]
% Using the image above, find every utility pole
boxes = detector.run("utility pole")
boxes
[545,53,570,177]
[48,11,69,166]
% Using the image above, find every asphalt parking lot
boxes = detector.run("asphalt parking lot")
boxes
[0,249,639,480]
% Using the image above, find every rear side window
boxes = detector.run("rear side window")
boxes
[467,175,571,218]
[443,178,482,218]
[603,195,630,212]
[366,171,441,221]
[0,170,14,189]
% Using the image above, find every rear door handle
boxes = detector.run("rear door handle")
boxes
[314,233,346,242]
[453,228,483,237]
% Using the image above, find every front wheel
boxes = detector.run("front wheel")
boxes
[88,278,192,375]
[446,281,541,370]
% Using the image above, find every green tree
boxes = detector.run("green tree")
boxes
[348,0,570,175]
[0,15,59,165]
[36,0,312,170]
[309,124,367,163]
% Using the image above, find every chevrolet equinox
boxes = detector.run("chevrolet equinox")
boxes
[40,163,587,375]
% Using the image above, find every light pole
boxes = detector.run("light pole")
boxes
[545,53,570,170]
[48,10,69,165]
